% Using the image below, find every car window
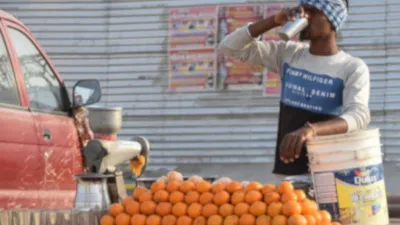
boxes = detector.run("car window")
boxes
[7,27,67,112]
[0,31,20,106]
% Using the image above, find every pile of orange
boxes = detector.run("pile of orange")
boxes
[101,171,341,225]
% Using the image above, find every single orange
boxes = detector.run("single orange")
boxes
[138,191,153,203]
[166,180,181,193]
[304,215,316,225]
[226,181,243,194]
[167,171,184,183]
[185,191,200,204]
[200,192,214,205]
[234,203,250,216]
[154,190,169,203]
[122,197,134,208]
[193,216,207,225]
[260,184,276,195]
[212,183,227,194]
[245,182,262,192]
[180,180,196,193]
[331,222,341,225]
[202,204,219,218]
[281,192,298,203]
[208,215,223,225]
[239,214,256,225]
[219,203,234,217]
[288,215,307,225]
[277,181,294,195]
[318,210,332,225]
[151,181,166,193]
[176,216,193,225]
[300,200,318,215]
[267,202,283,217]
[264,192,280,204]
[169,191,185,204]
[197,180,212,193]
[271,215,287,225]
[223,215,239,225]
[140,201,156,215]
[188,203,203,218]
[109,203,125,217]
[125,200,140,216]
[155,202,172,216]
[161,215,176,225]
[213,191,230,206]
[245,190,263,204]
[231,191,245,205]
[255,215,271,225]
[249,201,267,216]
[100,215,115,225]
[115,213,130,225]
[172,202,188,217]
[294,190,306,202]
[146,215,161,225]
[313,212,322,225]
[134,186,148,201]
[131,214,146,225]
[282,200,301,217]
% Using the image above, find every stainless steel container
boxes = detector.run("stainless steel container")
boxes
[279,16,309,41]
[73,174,113,210]
[88,106,122,136]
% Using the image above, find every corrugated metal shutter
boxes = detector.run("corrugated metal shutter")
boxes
[0,0,396,171]
[383,0,400,163]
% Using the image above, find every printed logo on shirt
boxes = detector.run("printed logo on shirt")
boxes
[280,63,344,116]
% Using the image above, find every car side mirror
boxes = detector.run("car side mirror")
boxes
[72,79,102,107]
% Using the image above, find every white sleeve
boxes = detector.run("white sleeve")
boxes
[217,24,286,74]
[340,59,371,132]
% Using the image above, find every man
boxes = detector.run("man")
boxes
[217,0,370,176]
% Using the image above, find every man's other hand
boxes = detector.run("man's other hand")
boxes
[279,126,315,163]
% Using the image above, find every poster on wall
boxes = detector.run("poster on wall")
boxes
[168,49,217,92]
[218,5,265,90]
[263,3,297,96]
[264,72,281,95]
[168,6,219,51]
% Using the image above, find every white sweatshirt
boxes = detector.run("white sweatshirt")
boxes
[217,25,371,133]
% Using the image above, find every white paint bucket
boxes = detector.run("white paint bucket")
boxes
[307,128,389,225]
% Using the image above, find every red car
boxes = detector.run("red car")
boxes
[0,10,101,209]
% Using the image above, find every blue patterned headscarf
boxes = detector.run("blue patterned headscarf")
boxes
[298,0,348,31]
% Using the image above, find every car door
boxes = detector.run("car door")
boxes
[5,22,83,209]
[0,19,44,209]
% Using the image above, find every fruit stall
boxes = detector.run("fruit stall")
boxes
[97,171,397,225]
[1,171,400,224]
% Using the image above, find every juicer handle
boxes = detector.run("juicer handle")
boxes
[135,136,151,177]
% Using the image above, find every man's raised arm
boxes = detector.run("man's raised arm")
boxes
[217,16,285,74]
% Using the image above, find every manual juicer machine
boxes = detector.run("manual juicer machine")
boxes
[73,106,150,210]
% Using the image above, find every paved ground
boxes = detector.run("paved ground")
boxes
[142,162,400,194]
